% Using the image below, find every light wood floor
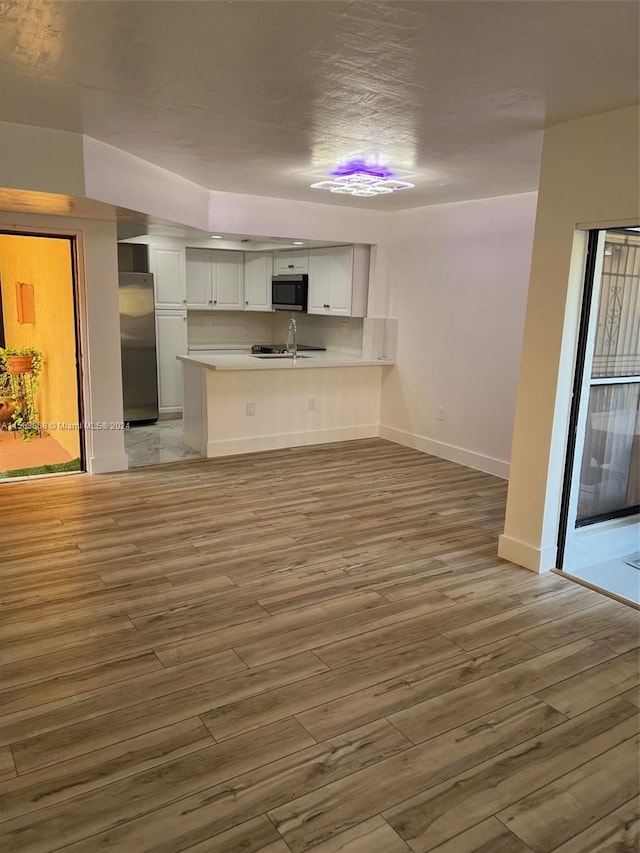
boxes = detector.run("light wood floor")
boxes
[0,438,638,852]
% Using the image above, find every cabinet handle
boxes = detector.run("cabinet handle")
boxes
[214,300,217,305]
[182,299,187,304]
[208,300,213,305]
[288,264,294,269]
[323,303,330,309]
[245,300,249,305]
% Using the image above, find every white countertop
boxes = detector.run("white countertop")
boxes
[178,351,394,370]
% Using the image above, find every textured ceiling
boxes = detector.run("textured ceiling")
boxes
[0,1,638,211]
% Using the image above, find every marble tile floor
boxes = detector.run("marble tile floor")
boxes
[124,417,202,468]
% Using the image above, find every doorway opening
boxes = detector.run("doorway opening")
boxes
[0,233,84,480]
[558,227,640,605]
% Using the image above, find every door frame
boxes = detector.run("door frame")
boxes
[558,227,640,571]
[0,228,87,474]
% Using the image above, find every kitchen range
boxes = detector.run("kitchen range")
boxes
[250,344,326,354]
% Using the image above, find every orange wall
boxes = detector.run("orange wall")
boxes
[0,235,80,458]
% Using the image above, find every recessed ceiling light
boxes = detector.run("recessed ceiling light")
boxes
[210,235,223,239]
[292,241,304,245]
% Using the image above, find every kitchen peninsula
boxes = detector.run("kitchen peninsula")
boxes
[178,351,393,458]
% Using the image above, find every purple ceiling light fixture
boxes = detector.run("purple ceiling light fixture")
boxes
[311,159,414,197]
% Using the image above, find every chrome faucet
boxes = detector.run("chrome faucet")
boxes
[286,316,297,357]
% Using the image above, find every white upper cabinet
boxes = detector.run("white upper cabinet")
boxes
[243,252,273,312]
[308,245,370,317]
[185,249,244,310]
[214,251,244,310]
[273,249,309,275]
[150,247,186,308]
[185,248,211,308]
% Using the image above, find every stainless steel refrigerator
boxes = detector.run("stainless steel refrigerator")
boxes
[118,272,159,422]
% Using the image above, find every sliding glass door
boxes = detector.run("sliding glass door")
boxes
[560,228,640,575]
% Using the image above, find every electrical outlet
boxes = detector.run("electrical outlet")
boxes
[246,402,255,416]
[205,316,213,326]
[437,406,445,421]
[340,321,349,336]
[308,398,316,411]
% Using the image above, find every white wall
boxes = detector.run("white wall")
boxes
[0,122,85,197]
[500,105,640,572]
[83,137,211,231]
[0,210,127,474]
[379,192,537,478]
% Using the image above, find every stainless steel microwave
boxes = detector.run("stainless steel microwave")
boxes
[272,274,308,312]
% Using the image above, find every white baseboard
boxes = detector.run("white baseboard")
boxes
[497,533,557,573]
[206,424,379,458]
[379,424,510,480]
[88,453,129,474]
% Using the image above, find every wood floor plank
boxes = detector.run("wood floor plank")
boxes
[516,599,636,652]
[308,594,520,670]
[1,648,245,756]
[297,636,540,742]
[2,574,236,625]
[1,617,139,667]
[427,817,533,853]
[0,718,214,823]
[128,593,269,636]
[0,602,140,645]
[57,719,410,853]
[306,816,410,852]
[95,543,219,586]
[202,635,462,741]
[258,581,453,617]
[237,593,514,669]
[0,631,162,691]
[0,650,164,716]
[382,697,637,853]
[0,543,143,579]
[180,815,290,853]
[388,639,614,744]
[439,568,573,606]
[442,587,604,651]
[0,574,106,609]
[8,651,323,773]
[498,735,640,852]
[0,718,313,853]
[0,745,16,781]
[535,647,639,717]
[153,591,384,668]
[269,695,566,852]
[548,798,639,853]
[591,614,640,654]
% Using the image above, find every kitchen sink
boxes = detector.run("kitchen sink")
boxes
[252,354,310,359]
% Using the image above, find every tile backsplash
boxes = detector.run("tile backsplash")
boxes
[272,313,363,355]
[188,311,364,355]
[187,311,273,344]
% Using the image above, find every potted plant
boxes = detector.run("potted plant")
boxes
[0,347,44,440]
[0,366,14,425]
